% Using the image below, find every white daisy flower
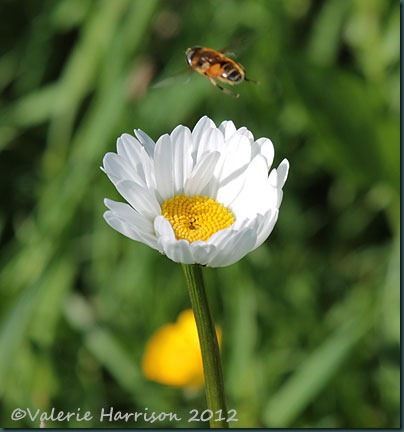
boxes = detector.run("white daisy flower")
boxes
[102,116,289,267]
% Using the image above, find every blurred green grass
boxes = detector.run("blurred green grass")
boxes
[0,0,399,428]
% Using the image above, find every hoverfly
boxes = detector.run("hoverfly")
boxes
[185,46,256,97]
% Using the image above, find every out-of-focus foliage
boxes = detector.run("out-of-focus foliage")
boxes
[0,0,399,428]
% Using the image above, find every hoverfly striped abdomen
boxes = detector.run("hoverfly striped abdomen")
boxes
[185,46,255,97]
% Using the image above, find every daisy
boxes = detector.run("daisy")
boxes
[102,116,289,267]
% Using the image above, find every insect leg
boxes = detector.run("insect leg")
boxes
[245,76,259,84]
[207,76,239,98]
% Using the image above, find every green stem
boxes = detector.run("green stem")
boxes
[181,264,229,429]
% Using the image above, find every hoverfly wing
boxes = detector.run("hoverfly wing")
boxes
[151,66,192,89]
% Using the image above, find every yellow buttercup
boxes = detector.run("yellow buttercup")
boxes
[142,309,221,388]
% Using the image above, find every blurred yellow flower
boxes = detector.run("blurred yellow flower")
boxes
[142,309,221,388]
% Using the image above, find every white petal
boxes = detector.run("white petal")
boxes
[104,199,154,233]
[206,222,257,267]
[220,131,252,171]
[116,133,140,156]
[154,133,175,201]
[253,137,275,169]
[268,167,279,187]
[236,126,254,141]
[103,153,145,186]
[116,134,156,189]
[218,120,236,139]
[134,129,155,157]
[190,242,216,265]
[277,159,290,188]
[159,237,195,264]
[196,127,225,161]
[192,116,216,144]
[254,209,279,248]
[154,213,173,233]
[264,169,285,209]
[114,180,161,218]
[215,133,251,206]
[216,173,246,209]
[263,177,284,210]
[104,211,158,249]
[230,155,271,219]
[170,125,193,194]
[154,216,216,265]
[184,151,220,196]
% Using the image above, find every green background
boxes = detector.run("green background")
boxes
[0,0,399,428]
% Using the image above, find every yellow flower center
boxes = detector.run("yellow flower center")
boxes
[161,194,235,243]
